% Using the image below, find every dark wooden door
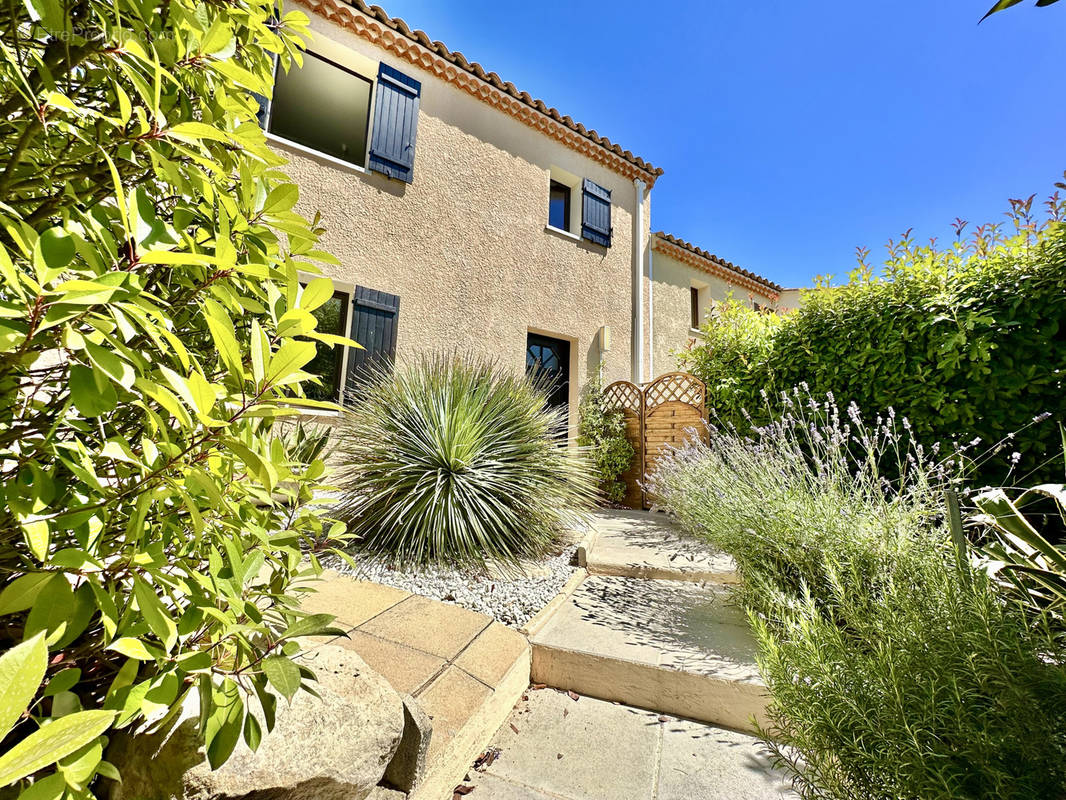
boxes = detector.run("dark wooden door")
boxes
[525,333,571,416]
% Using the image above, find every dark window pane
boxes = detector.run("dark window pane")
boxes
[269,52,372,167]
[548,181,571,231]
[691,287,700,329]
[306,291,348,401]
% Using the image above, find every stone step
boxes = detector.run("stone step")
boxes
[529,574,767,733]
[580,510,738,584]
[302,570,531,800]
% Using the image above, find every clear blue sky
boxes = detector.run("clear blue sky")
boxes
[368,0,1064,287]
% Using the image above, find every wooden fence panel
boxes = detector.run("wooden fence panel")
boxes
[642,374,708,507]
[600,373,708,509]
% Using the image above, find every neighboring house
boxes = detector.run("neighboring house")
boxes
[776,288,806,312]
[262,0,783,430]
[648,232,783,376]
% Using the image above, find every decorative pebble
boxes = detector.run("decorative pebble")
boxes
[326,547,578,629]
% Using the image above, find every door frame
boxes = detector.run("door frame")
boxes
[525,327,579,443]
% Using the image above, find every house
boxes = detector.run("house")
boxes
[262,0,782,430]
[648,232,783,378]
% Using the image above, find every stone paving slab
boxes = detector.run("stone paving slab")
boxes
[465,689,796,800]
[300,570,531,800]
[530,575,767,732]
[534,575,761,682]
[585,510,737,583]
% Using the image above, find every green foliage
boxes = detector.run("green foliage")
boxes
[652,395,1066,799]
[333,354,597,566]
[982,0,1062,21]
[679,188,1066,487]
[675,297,782,430]
[0,1,354,796]
[576,372,635,503]
[969,469,1066,630]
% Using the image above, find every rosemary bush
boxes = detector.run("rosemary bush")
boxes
[332,354,596,566]
[652,391,1066,799]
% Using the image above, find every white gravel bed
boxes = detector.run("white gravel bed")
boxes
[327,546,579,629]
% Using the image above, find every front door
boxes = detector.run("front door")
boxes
[525,332,571,418]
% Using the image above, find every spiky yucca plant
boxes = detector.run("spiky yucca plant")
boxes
[333,354,596,566]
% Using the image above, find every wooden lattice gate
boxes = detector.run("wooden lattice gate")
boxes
[602,372,708,509]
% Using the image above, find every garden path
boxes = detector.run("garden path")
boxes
[466,510,796,799]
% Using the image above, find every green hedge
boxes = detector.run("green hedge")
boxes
[680,208,1066,486]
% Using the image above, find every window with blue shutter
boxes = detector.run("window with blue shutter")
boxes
[368,64,421,183]
[344,286,400,401]
[581,179,612,247]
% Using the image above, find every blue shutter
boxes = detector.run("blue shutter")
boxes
[345,286,400,399]
[581,179,612,247]
[368,64,421,183]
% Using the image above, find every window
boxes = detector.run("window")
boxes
[266,52,373,168]
[548,180,572,231]
[304,289,350,401]
[690,287,701,330]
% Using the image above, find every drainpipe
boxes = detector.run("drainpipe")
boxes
[632,178,646,384]
[647,246,654,379]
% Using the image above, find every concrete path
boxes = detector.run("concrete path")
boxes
[583,510,737,583]
[533,510,768,733]
[462,688,796,800]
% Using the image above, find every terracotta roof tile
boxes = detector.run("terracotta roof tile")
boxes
[653,232,783,295]
[300,0,663,181]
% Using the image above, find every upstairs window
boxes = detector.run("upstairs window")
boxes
[690,287,700,329]
[265,52,373,168]
[548,180,572,231]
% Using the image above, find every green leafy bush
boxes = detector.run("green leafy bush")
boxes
[674,297,782,428]
[0,1,351,796]
[678,188,1066,486]
[577,372,635,503]
[652,394,1066,799]
[333,354,597,566]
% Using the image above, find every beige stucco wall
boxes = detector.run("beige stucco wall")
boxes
[648,247,777,376]
[273,12,651,434]
[777,288,805,313]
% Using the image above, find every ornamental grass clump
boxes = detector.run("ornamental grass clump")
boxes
[333,354,596,566]
[652,390,1066,800]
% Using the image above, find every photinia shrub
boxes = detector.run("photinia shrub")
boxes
[0,0,354,796]
[679,185,1066,487]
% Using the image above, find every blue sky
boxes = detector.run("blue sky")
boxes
[367,0,1064,287]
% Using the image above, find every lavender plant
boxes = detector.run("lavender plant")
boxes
[652,390,1066,799]
[650,387,959,615]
